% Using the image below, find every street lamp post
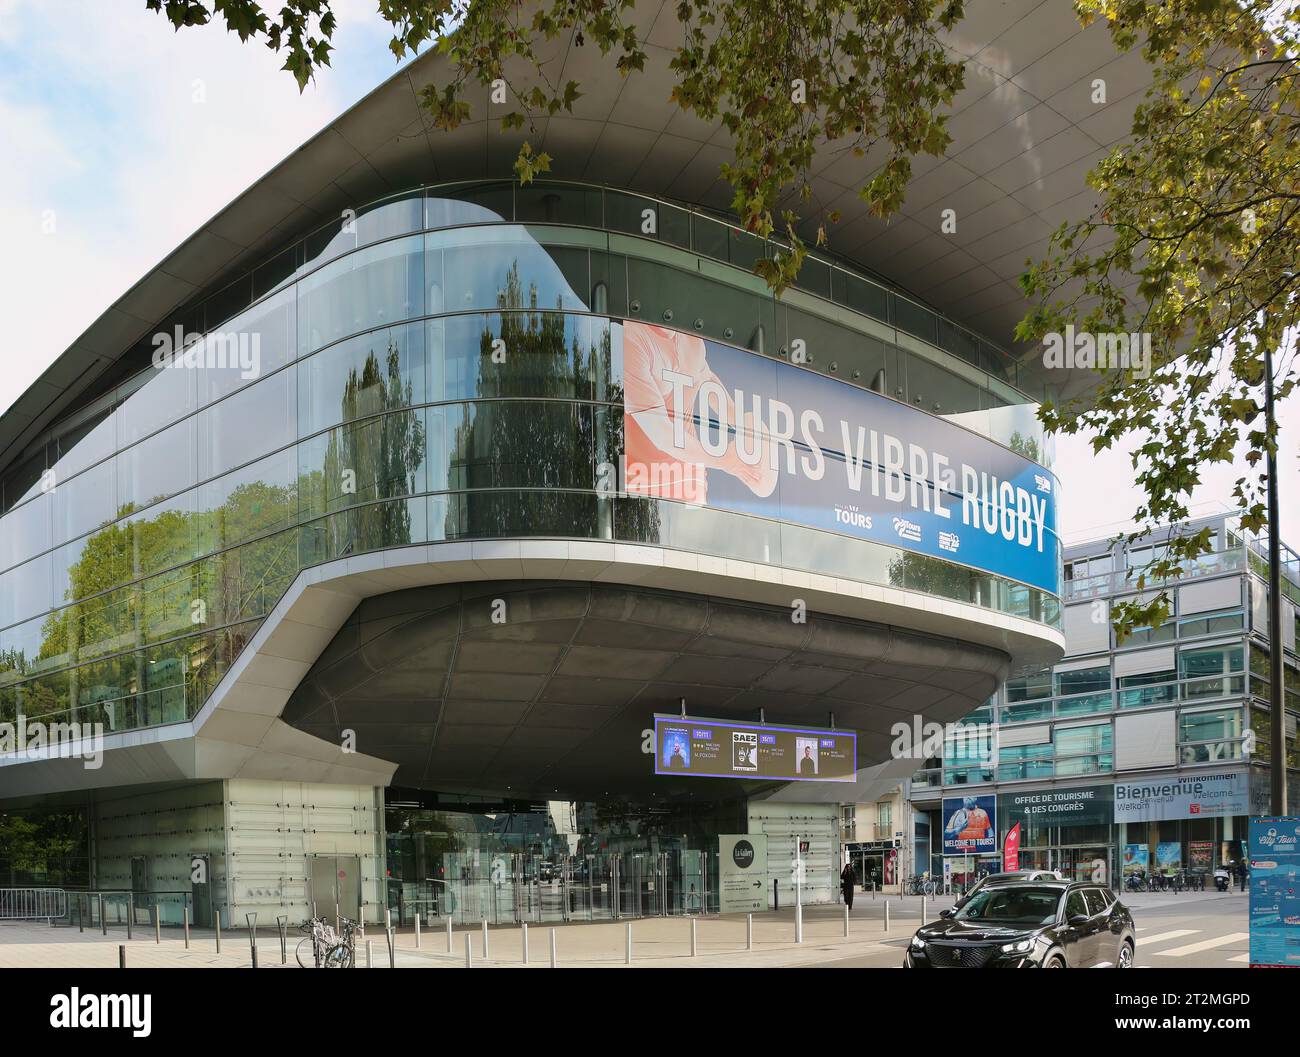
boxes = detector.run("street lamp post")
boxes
[1265,344,1287,816]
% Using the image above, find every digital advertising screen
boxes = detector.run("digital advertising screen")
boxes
[941,795,998,855]
[653,716,856,782]
[619,319,1061,594]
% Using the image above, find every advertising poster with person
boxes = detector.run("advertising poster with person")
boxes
[941,795,997,855]
[619,320,1061,593]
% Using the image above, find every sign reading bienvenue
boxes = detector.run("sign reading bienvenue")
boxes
[1113,772,1249,822]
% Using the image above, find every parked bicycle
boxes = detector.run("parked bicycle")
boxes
[904,875,938,896]
[295,916,358,968]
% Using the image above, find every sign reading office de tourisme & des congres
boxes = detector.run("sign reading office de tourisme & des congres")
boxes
[619,321,1060,595]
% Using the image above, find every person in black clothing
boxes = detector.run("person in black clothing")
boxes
[1237,857,1249,891]
[841,861,857,910]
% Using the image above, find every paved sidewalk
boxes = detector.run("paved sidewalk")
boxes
[0,894,941,969]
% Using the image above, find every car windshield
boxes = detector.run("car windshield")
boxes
[952,886,1061,926]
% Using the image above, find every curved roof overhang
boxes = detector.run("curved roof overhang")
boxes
[0,0,1148,480]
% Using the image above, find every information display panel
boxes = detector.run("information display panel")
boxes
[654,716,856,782]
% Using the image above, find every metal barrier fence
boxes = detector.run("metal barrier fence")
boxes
[59,891,194,931]
[0,887,69,922]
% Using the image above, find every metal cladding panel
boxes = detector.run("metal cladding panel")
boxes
[1114,711,1176,771]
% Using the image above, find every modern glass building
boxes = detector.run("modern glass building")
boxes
[0,11,1131,925]
[910,514,1300,889]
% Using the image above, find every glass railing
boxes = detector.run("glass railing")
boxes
[1181,673,1247,701]
[1177,737,1247,764]
[1118,682,1179,709]
[1061,546,1247,601]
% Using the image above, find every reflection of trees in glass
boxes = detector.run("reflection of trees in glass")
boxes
[11,467,299,726]
[1007,431,1041,463]
[0,807,86,886]
[888,551,978,604]
[306,338,425,558]
[445,264,607,538]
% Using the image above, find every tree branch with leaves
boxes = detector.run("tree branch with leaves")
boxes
[1017,0,1299,638]
[146,0,966,290]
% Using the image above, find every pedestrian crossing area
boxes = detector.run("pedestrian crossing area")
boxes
[1133,924,1250,964]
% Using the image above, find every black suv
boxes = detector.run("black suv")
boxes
[904,880,1135,968]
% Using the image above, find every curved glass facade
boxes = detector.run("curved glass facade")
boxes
[0,183,1061,740]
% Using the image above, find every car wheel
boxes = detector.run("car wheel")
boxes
[1118,941,1134,968]
[1043,954,1066,968]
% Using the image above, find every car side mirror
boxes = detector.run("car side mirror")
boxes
[940,907,955,918]
[1067,914,1089,927]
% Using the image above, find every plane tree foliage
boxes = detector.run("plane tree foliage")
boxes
[1019,0,1300,637]
[145,0,966,289]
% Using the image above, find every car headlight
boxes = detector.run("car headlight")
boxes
[910,935,927,951]
[1000,939,1034,954]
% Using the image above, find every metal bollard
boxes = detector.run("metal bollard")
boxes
[126,904,133,941]
[464,933,472,968]
[522,922,529,965]
[691,918,698,957]
[549,928,557,968]
[884,901,890,932]
[385,908,392,931]
[154,906,161,944]
[100,895,106,936]
[387,928,396,968]
[843,904,850,938]
[366,939,373,968]
[246,913,258,968]
[625,922,632,964]
[119,944,126,969]
[446,917,453,953]
[77,895,84,934]
[746,913,754,951]
[481,917,489,960]
[215,910,221,954]
[415,911,421,949]
[795,903,804,944]
[921,895,927,925]
[277,915,287,964]
[184,906,190,950]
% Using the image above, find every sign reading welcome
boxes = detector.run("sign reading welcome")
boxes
[1113,772,1250,822]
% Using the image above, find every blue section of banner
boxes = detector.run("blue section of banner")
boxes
[624,328,1061,595]
[1249,816,1300,967]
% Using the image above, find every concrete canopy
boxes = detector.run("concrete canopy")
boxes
[281,581,1009,801]
[1,0,1142,479]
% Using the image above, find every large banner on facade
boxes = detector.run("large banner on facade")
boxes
[1249,817,1300,967]
[620,321,1061,594]
[654,716,856,782]
[942,795,998,855]
[1113,772,1250,822]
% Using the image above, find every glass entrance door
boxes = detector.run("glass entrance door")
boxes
[1053,847,1112,885]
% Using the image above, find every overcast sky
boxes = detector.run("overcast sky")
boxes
[0,0,1293,553]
